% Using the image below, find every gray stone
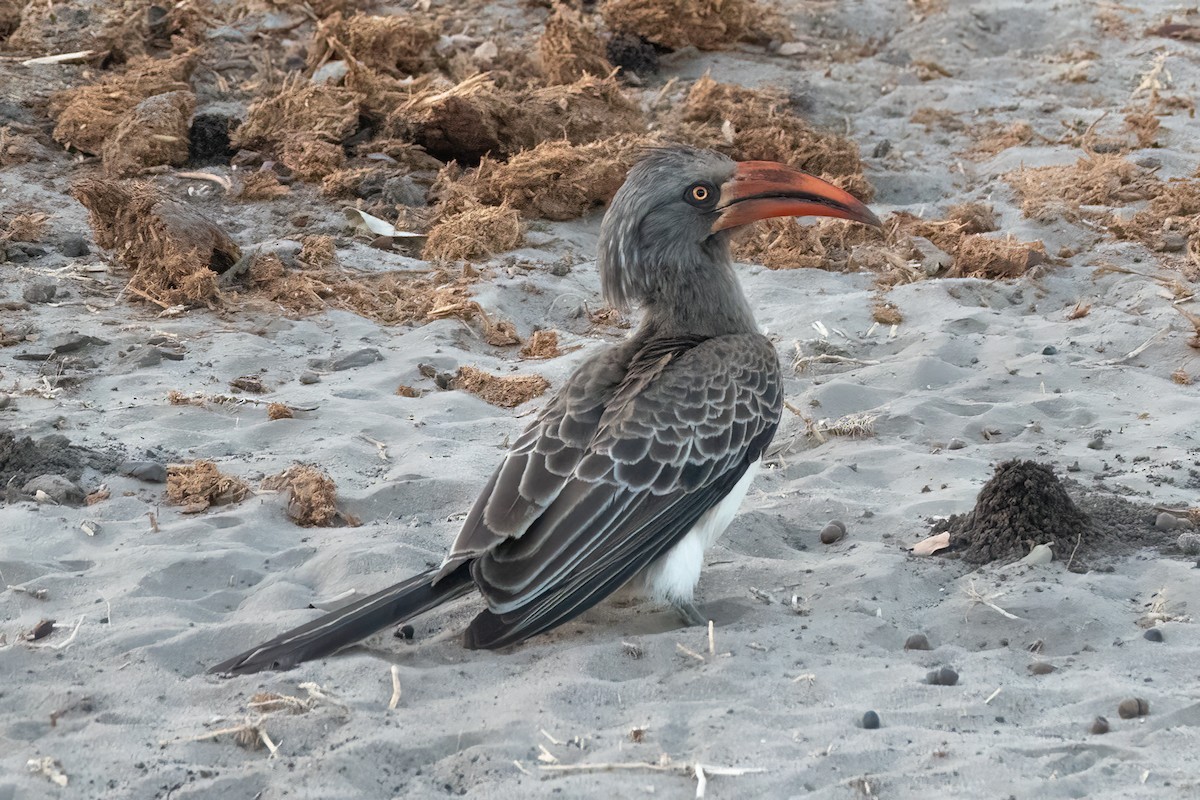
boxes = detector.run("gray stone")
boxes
[23,282,56,303]
[119,461,168,483]
[49,333,108,354]
[299,371,321,385]
[331,348,383,371]
[60,236,90,258]
[23,474,86,505]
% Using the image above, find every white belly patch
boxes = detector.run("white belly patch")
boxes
[640,460,761,604]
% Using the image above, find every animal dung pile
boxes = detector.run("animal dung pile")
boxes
[102,91,196,177]
[262,464,355,527]
[600,0,782,50]
[71,178,240,308]
[47,54,195,156]
[422,202,524,262]
[538,5,613,84]
[1007,155,1161,222]
[233,78,360,154]
[166,460,249,513]
[309,12,440,78]
[676,76,872,199]
[934,460,1094,565]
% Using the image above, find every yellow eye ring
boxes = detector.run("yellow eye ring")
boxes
[691,185,709,202]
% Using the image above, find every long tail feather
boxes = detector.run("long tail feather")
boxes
[209,563,474,675]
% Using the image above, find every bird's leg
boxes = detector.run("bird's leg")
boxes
[672,599,708,627]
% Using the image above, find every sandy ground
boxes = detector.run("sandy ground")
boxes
[3,0,1200,798]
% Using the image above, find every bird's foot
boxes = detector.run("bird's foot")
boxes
[672,600,708,627]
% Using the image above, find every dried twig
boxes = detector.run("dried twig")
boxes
[388,665,402,710]
[964,581,1023,621]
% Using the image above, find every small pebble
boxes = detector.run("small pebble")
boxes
[1117,697,1149,719]
[298,371,321,385]
[1086,435,1104,450]
[819,520,846,544]
[1042,345,1058,355]
[1177,531,1200,555]
[904,633,932,651]
[861,710,880,729]
[946,437,966,450]
[1090,716,1110,735]
[926,666,958,686]
[1029,662,1056,675]
[1143,628,1163,643]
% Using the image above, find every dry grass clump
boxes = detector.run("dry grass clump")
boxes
[452,366,549,408]
[436,135,651,221]
[892,202,998,251]
[423,202,524,261]
[1007,155,1160,221]
[281,136,347,181]
[521,329,562,359]
[102,90,195,177]
[262,465,355,527]
[233,77,360,152]
[1,211,49,242]
[310,12,440,77]
[48,54,195,155]
[539,5,612,84]
[871,301,903,325]
[72,178,240,308]
[385,73,643,164]
[677,76,871,199]
[600,0,785,50]
[166,460,249,513]
[967,121,1035,158]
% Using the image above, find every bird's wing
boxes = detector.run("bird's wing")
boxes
[448,333,782,649]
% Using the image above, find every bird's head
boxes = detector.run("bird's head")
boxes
[597,147,881,311]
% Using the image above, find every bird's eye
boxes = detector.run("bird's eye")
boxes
[685,182,716,207]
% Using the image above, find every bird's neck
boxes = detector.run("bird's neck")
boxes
[637,253,758,339]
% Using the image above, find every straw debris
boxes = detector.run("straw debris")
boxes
[48,54,195,155]
[166,460,249,513]
[600,0,784,50]
[677,76,871,198]
[423,202,524,261]
[72,178,241,308]
[947,236,1048,279]
[1107,178,1200,264]
[967,121,1035,158]
[539,5,612,84]
[733,217,879,270]
[310,12,440,77]
[452,366,549,408]
[267,403,294,420]
[1,211,50,243]
[262,464,355,527]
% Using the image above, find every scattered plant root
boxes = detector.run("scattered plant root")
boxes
[452,366,549,408]
[71,178,241,308]
[947,236,1048,279]
[539,5,612,84]
[599,0,787,50]
[262,464,357,527]
[1107,177,1200,265]
[435,135,654,221]
[521,330,563,359]
[1007,154,1160,222]
[675,76,871,198]
[233,76,360,153]
[101,90,195,177]
[732,217,879,270]
[423,201,524,261]
[966,120,1035,158]
[166,460,249,513]
[48,54,195,155]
